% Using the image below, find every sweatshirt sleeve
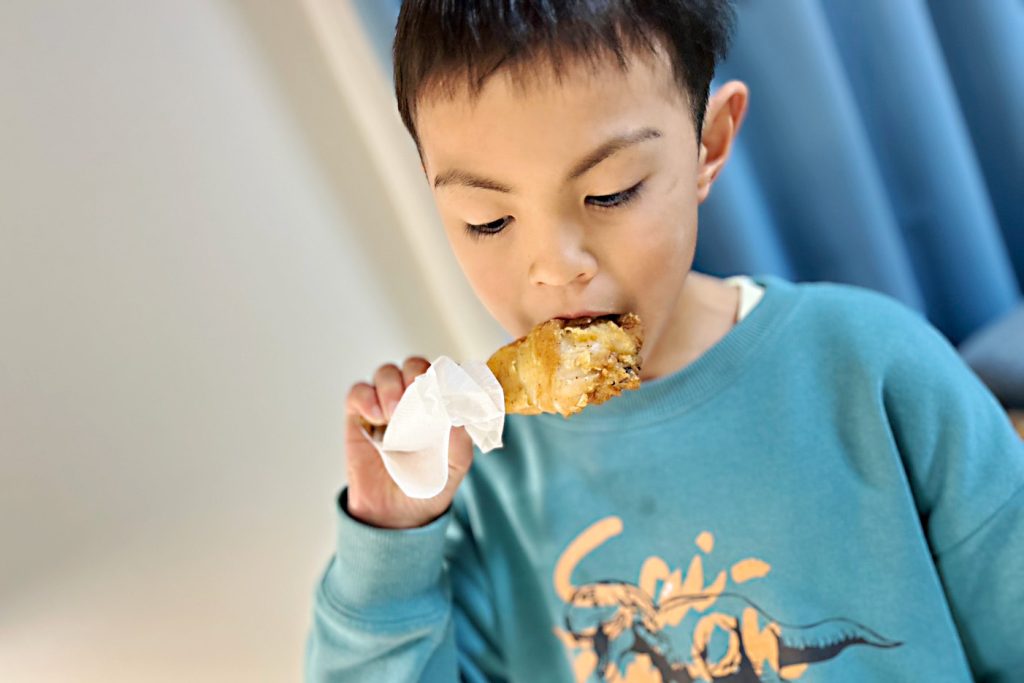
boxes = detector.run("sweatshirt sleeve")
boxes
[304,487,508,682]
[880,305,1024,682]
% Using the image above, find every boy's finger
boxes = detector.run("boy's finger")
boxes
[345,383,385,448]
[373,363,405,421]
[401,356,431,388]
[346,382,384,424]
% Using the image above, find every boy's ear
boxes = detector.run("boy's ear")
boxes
[696,80,749,203]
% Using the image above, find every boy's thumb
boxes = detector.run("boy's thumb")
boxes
[447,426,475,476]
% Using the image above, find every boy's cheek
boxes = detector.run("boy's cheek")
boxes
[465,262,520,318]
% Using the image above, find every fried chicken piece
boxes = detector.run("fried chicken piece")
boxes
[486,313,644,418]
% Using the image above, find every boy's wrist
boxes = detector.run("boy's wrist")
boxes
[346,489,450,530]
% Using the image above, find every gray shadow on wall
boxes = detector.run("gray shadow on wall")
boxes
[221,0,452,357]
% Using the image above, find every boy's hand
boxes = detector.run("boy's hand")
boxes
[344,357,474,529]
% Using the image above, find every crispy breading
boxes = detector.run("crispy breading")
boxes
[486,313,644,418]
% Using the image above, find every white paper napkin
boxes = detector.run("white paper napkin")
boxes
[359,356,505,499]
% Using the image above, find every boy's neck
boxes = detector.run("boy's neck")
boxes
[639,271,740,382]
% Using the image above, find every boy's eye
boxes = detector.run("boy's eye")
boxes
[586,181,644,209]
[464,216,511,238]
[462,180,643,238]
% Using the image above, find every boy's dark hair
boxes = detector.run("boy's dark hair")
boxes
[393,0,736,151]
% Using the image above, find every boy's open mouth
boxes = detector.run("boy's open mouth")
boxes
[558,313,626,328]
[553,311,624,325]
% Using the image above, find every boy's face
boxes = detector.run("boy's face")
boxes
[416,46,731,374]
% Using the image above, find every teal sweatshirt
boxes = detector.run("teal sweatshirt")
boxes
[306,275,1024,682]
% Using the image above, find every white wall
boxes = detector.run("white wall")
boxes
[0,0,458,679]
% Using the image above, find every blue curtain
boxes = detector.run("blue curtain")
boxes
[699,0,1023,344]
[365,1,1023,345]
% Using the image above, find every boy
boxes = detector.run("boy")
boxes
[306,1,1024,680]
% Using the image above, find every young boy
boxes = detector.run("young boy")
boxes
[306,1,1024,681]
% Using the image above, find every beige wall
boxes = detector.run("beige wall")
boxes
[0,0,469,679]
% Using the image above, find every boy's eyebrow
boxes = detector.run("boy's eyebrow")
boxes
[433,127,662,193]
[566,127,662,183]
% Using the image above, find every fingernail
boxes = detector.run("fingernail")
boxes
[371,404,384,421]
[386,400,399,418]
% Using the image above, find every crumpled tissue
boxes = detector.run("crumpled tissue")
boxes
[359,356,505,499]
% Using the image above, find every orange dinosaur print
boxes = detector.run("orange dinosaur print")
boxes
[552,516,901,682]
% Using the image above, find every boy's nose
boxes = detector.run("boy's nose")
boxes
[527,223,598,288]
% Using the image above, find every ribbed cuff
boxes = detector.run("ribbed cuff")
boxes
[330,487,452,612]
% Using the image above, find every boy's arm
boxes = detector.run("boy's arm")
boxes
[305,488,507,682]
[881,308,1024,682]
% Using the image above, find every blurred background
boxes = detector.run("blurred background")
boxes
[0,1,501,680]
[1,1,1020,681]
